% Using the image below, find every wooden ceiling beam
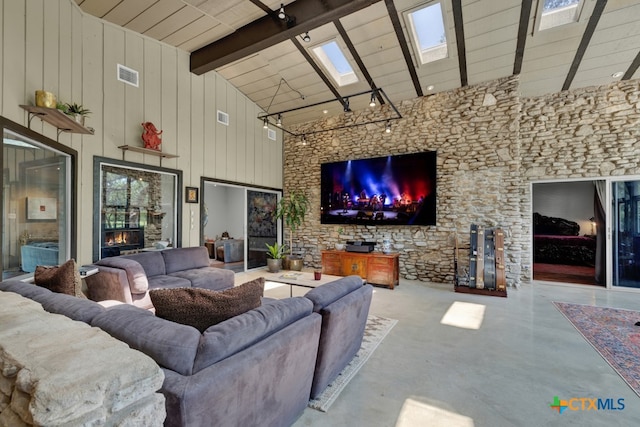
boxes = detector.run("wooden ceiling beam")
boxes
[190,0,380,75]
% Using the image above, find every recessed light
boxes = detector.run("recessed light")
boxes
[427,85,435,91]
[612,71,624,78]
[323,109,328,114]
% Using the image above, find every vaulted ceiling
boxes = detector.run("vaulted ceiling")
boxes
[76,0,640,128]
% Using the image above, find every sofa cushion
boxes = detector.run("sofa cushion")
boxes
[122,251,166,278]
[168,267,234,291]
[147,275,192,290]
[150,278,265,333]
[96,257,149,294]
[91,303,201,376]
[193,296,314,372]
[304,275,364,312]
[34,258,83,297]
[161,246,210,274]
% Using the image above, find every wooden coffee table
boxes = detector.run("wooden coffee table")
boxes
[261,271,346,297]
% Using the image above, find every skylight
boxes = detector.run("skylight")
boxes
[539,0,583,31]
[407,1,448,65]
[311,40,358,87]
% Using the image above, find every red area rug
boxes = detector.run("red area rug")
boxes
[554,302,640,397]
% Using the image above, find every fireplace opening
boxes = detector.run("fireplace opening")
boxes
[102,228,145,258]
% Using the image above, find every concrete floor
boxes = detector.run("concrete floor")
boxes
[235,272,640,427]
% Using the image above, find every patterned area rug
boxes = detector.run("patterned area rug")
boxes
[554,302,640,397]
[308,315,397,412]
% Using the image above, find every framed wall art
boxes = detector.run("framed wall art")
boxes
[26,197,57,221]
[186,186,199,203]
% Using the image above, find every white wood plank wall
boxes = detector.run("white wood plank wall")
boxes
[0,0,283,263]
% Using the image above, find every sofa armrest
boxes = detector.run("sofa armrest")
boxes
[85,266,134,304]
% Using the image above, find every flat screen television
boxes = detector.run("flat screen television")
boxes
[320,151,437,226]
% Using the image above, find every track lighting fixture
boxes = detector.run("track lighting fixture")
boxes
[256,87,402,137]
[278,4,285,19]
[302,32,311,43]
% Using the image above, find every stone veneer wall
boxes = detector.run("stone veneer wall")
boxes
[284,74,640,286]
[521,79,640,178]
[285,75,526,285]
[0,292,166,426]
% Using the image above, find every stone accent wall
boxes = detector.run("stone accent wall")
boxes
[285,76,525,286]
[521,80,640,178]
[0,292,166,426]
[283,75,640,286]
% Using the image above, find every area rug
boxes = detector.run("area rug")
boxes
[308,315,397,412]
[553,302,640,397]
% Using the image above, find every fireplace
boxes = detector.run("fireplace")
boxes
[101,228,145,258]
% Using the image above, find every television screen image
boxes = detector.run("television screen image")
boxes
[320,151,437,226]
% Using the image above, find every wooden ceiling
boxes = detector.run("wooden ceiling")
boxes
[75,0,640,127]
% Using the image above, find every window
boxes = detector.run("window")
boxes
[406,1,448,65]
[539,0,583,31]
[311,40,359,87]
[95,158,181,260]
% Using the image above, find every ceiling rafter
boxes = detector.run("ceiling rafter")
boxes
[451,0,468,87]
[562,0,608,91]
[190,0,380,75]
[513,0,533,75]
[384,0,423,97]
[622,50,640,80]
[334,20,385,105]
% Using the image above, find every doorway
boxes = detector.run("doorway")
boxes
[201,180,280,273]
[532,180,605,286]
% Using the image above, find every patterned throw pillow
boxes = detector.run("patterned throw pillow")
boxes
[34,258,84,298]
[150,277,265,333]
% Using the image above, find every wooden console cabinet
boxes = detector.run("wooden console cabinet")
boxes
[322,250,399,289]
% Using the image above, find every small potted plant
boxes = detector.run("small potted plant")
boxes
[265,242,287,273]
[63,102,91,126]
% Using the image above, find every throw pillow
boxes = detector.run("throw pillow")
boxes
[150,277,265,332]
[34,258,84,298]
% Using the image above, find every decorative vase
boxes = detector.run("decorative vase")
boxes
[267,258,282,273]
[335,243,345,251]
[382,239,392,254]
[35,90,56,108]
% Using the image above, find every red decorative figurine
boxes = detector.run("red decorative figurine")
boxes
[141,122,162,151]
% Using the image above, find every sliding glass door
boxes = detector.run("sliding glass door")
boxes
[202,180,280,272]
[611,179,640,289]
[1,117,76,279]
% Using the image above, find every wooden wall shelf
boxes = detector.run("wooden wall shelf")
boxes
[20,105,94,138]
[118,145,178,165]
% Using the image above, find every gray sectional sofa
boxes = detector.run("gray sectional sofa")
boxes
[0,279,322,427]
[85,246,234,310]
[1,270,374,426]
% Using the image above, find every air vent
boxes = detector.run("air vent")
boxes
[217,110,229,126]
[117,64,139,87]
[267,128,276,141]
